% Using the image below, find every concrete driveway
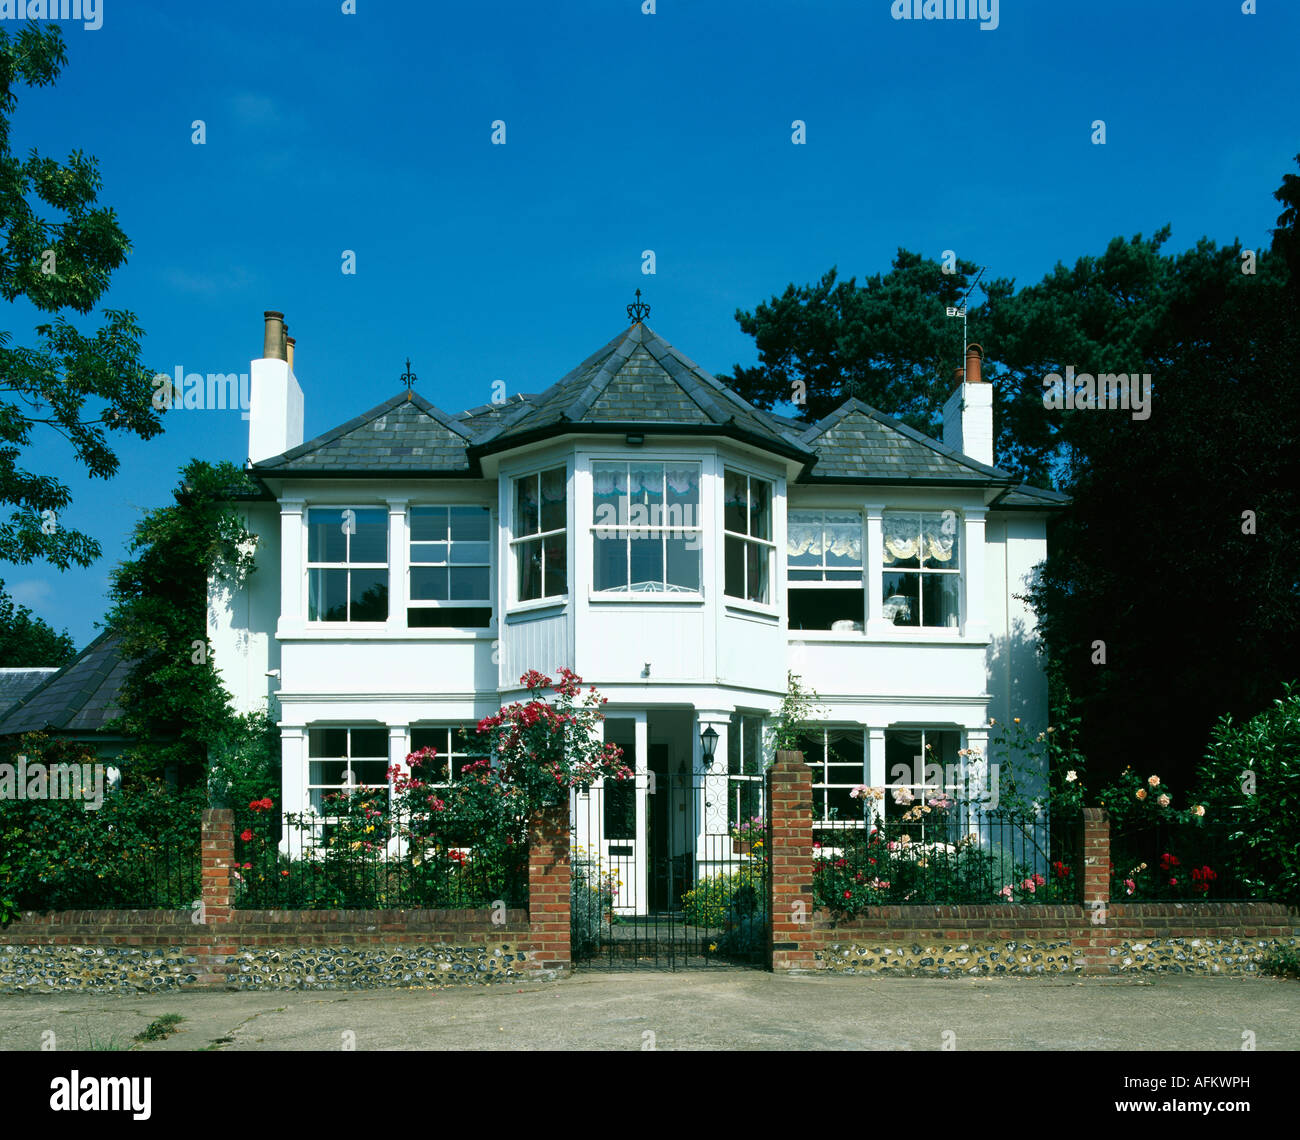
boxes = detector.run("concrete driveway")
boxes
[2,970,1298,1051]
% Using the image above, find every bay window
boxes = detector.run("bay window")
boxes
[591,461,702,593]
[512,467,567,602]
[727,712,765,830]
[306,507,388,622]
[723,469,773,604]
[408,506,492,627]
[882,511,960,628]
[787,510,864,630]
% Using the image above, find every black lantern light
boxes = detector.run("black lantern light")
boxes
[699,725,719,768]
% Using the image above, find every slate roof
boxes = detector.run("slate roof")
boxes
[792,398,1013,484]
[0,668,59,714]
[251,392,476,476]
[242,323,1066,510]
[0,632,133,736]
[461,322,814,463]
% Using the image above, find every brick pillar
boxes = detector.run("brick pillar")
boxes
[767,750,818,973]
[1076,807,1115,975]
[197,808,236,987]
[526,804,571,972]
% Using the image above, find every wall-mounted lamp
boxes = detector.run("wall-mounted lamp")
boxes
[699,725,719,769]
[625,432,644,446]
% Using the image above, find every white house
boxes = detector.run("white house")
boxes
[209,307,1067,906]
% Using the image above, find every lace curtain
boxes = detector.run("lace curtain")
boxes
[883,513,959,566]
[787,512,862,563]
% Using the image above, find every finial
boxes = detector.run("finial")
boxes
[627,288,650,324]
[400,357,418,400]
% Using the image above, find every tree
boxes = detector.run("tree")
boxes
[103,460,259,783]
[0,23,162,572]
[0,578,74,666]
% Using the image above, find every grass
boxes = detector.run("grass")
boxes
[133,1013,186,1043]
[63,1028,131,1051]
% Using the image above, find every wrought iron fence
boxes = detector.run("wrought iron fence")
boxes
[812,802,1083,910]
[232,803,528,910]
[1109,815,1265,902]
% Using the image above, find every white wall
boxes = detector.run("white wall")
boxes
[208,502,280,715]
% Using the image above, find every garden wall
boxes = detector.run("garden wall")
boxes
[766,752,1300,977]
[0,807,571,993]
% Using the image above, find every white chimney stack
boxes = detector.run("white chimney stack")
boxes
[249,310,304,464]
[942,343,993,467]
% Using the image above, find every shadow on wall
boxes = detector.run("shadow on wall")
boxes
[983,614,1050,803]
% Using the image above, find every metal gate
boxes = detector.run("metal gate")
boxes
[570,768,769,969]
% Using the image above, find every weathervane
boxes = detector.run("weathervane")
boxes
[627,288,650,324]
[400,357,418,399]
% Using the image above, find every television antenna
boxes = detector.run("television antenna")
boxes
[945,266,986,362]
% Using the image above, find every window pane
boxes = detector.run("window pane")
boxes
[449,541,490,565]
[410,542,447,564]
[886,729,924,787]
[349,509,388,564]
[539,467,566,533]
[409,506,448,543]
[628,529,663,589]
[748,479,771,541]
[882,571,918,626]
[629,463,663,527]
[789,587,864,631]
[724,535,745,598]
[408,606,492,628]
[450,565,489,600]
[349,569,389,621]
[350,728,389,757]
[448,506,490,542]
[727,714,742,775]
[742,716,762,776]
[542,533,567,596]
[517,538,542,601]
[309,728,348,758]
[664,534,700,591]
[410,566,449,601]
[724,470,747,534]
[515,475,539,537]
[309,759,347,787]
[922,513,960,569]
[883,513,921,569]
[308,568,349,622]
[410,726,448,766]
[921,573,961,628]
[592,463,626,532]
[349,760,389,786]
[746,540,770,603]
[825,520,862,568]
[665,465,699,520]
[787,512,822,567]
[593,530,629,592]
[307,509,347,563]
[604,780,635,840]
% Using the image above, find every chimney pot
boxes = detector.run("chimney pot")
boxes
[965,343,984,384]
[262,311,287,361]
[286,336,296,372]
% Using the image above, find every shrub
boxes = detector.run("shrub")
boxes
[680,861,765,928]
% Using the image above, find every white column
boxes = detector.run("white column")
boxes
[634,712,649,915]
[279,498,305,635]
[963,508,988,641]
[387,498,409,633]
[864,505,891,637]
[965,725,991,806]
[866,726,887,829]
[280,725,307,857]
[695,711,730,877]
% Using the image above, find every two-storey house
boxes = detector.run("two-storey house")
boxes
[211,307,1067,906]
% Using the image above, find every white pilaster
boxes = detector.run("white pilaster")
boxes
[386,498,409,632]
[864,505,892,637]
[963,508,988,641]
[280,725,307,857]
[278,498,305,636]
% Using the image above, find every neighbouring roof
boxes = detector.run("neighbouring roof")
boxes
[0,668,59,714]
[0,632,133,737]
[243,321,1067,507]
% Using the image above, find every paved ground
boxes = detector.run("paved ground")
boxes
[2,971,1297,1051]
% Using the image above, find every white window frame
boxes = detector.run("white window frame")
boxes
[801,726,867,829]
[880,509,962,629]
[305,505,389,624]
[408,724,479,787]
[406,505,495,628]
[727,712,766,831]
[306,725,391,817]
[510,466,568,604]
[787,509,865,631]
[723,468,776,607]
[590,459,704,596]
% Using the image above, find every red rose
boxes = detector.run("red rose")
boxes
[240,829,254,842]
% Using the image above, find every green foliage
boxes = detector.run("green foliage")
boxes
[0,23,163,571]
[773,671,826,754]
[570,851,617,955]
[680,859,766,928]
[0,734,203,910]
[206,710,280,810]
[0,578,74,666]
[133,1014,184,1043]
[1263,946,1300,980]
[1189,683,1300,905]
[104,459,261,785]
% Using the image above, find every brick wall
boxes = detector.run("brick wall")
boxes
[0,806,573,991]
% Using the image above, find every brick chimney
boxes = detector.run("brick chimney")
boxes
[248,310,304,464]
[941,343,993,467]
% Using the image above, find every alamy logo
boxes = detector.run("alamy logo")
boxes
[50,1071,150,1120]
[593,501,702,550]
[1042,366,1152,421]
[891,0,999,32]
[0,1,103,31]
[0,755,107,810]
[153,367,252,420]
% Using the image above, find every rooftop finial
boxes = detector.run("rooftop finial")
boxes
[400,357,418,400]
[627,288,650,324]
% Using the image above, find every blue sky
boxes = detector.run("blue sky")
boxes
[8,0,1299,650]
